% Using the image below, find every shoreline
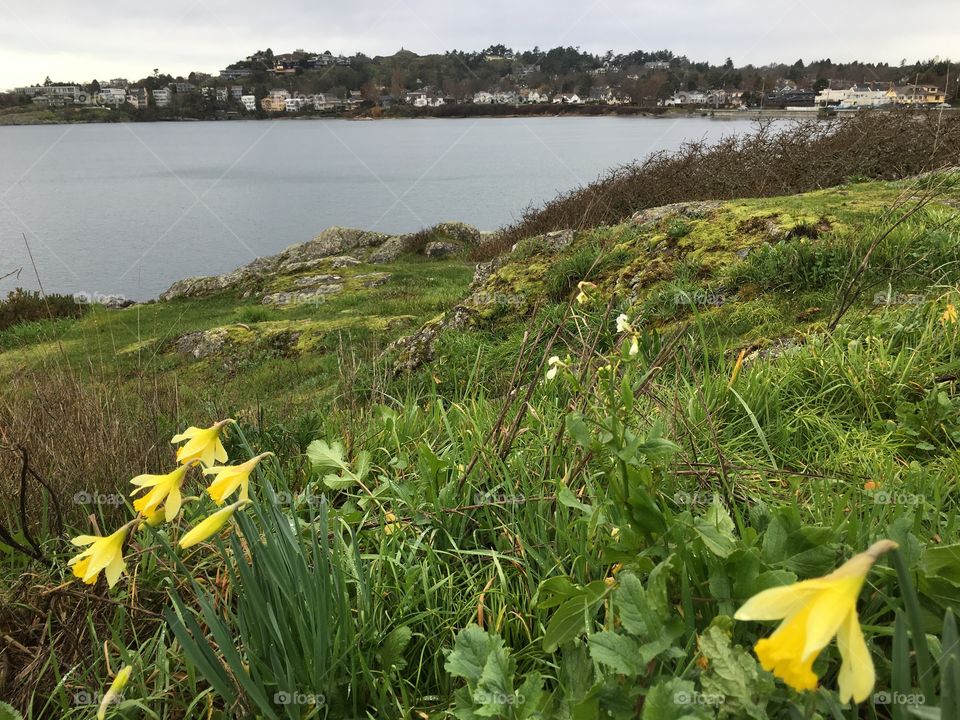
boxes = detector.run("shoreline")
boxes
[3,103,954,127]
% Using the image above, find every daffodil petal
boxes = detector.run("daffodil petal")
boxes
[801,580,862,660]
[734,580,827,621]
[104,551,127,588]
[165,486,182,522]
[171,427,201,443]
[837,608,874,703]
[129,473,163,490]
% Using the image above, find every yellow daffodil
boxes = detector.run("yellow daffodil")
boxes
[178,499,250,549]
[97,665,132,720]
[735,539,898,703]
[203,452,273,505]
[130,464,191,522]
[171,419,232,467]
[615,313,633,334]
[575,281,596,305]
[68,522,135,587]
[942,303,957,325]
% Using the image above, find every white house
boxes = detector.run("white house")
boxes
[493,91,519,104]
[664,90,707,106]
[240,95,257,111]
[520,89,549,103]
[552,93,582,104]
[816,85,892,108]
[473,91,495,104]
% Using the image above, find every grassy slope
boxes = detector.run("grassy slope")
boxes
[2,175,960,718]
[0,257,474,411]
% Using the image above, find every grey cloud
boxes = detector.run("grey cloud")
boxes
[0,0,955,88]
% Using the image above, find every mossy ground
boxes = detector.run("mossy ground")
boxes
[0,257,474,414]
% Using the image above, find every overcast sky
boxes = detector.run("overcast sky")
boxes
[1,0,956,89]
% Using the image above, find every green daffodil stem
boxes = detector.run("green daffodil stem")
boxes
[890,546,935,701]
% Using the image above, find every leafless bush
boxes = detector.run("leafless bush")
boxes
[0,364,181,534]
[484,112,960,258]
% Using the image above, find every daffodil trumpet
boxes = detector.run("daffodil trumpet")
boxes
[130,462,196,522]
[203,452,274,505]
[734,539,898,704]
[68,519,140,588]
[171,419,234,467]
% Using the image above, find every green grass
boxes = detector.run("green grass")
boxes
[3,175,960,719]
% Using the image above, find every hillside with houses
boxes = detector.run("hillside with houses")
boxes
[2,46,956,122]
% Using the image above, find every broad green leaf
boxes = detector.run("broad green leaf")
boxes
[0,702,24,720]
[514,672,545,719]
[558,484,594,517]
[698,618,773,719]
[920,544,960,587]
[588,631,644,675]
[306,439,349,472]
[615,572,658,636]
[446,624,499,686]
[694,496,737,558]
[474,639,515,717]
[542,581,610,653]
[379,625,412,671]
[641,678,705,720]
[760,510,837,576]
[566,412,593,448]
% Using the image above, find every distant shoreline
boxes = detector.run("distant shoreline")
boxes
[3,102,954,127]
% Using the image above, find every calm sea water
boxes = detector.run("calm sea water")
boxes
[0,116,774,300]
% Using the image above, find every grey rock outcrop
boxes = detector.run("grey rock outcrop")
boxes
[424,241,461,258]
[630,201,720,227]
[160,222,484,301]
[369,236,408,264]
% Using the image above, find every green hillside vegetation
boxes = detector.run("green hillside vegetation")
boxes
[2,136,960,717]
